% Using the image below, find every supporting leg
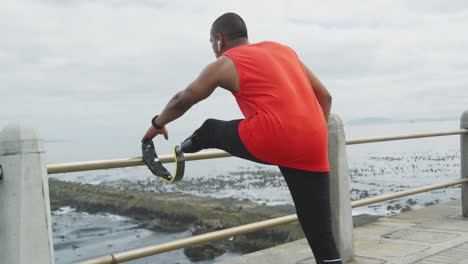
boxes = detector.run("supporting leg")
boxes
[279,167,342,264]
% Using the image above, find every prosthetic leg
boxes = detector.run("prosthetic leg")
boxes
[141,140,185,183]
[142,130,204,183]
[180,132,202,153]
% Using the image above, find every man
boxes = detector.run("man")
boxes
[142,12,341,264]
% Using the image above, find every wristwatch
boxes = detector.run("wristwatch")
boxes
[151,115,164,129]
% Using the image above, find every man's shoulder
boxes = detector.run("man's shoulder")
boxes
[255,41,296,53]
[259,40,281,45]
[215,55,233,67]
[210,56,239,92]
[258,40,289,48]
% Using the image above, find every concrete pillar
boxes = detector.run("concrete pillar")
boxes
[328,114,354,262]
[0,124,54,264]
[461,110,468,217]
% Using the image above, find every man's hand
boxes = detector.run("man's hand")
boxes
[141,126,169,142]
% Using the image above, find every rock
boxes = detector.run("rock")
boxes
[387,203,403,211]
[48,179,302,254]
[406,199,417,206]
[424,200,440,207]
[359,190,369,199]
[183,244,225,261]
[48,179,385,256]
[401,205,412,212]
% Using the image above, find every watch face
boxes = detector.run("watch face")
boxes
[152,115,163,129]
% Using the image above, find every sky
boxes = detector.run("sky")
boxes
[1,0,468,161]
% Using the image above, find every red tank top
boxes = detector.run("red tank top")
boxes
[223,41,329,172]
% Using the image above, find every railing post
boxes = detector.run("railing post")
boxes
[0,124,55,264]
[461,111,468,217]
[328,114,354,262]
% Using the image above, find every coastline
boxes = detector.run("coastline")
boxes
[49,179,383,262]
[49,179,304,260]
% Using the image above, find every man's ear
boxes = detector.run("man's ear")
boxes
[216,33,223,49]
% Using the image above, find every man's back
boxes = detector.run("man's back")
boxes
[223,41,330,172]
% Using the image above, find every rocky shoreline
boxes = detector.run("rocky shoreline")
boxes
[49,179,306,261]
[49,179,384,261]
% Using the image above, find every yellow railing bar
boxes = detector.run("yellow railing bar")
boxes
[48,129,468,174]
[78,214,298,264]
[47,150,231,174]
[351,177,468,207]
[346,129,468,145]
[78,177,468,264]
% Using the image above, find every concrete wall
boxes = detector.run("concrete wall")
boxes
[0,124,54,264]
[328,114,355,262]
[461,111,468,217]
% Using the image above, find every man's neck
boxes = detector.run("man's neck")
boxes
[224,38,249,51]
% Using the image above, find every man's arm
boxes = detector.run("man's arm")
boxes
[154,61,221,127]
[301,61,332,122]
[141,61,222,142]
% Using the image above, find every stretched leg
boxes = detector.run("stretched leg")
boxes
[279,166,342,264]
[181,118,270,164]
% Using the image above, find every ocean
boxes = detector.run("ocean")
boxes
[48,118,463,263]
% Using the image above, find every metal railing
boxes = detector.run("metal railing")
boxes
[48,129,468,174]
[78,177,468,264]
[48,128,468,264]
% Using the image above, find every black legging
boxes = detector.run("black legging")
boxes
[184,119,342,264]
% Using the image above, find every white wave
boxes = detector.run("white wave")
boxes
[53,206,76,215]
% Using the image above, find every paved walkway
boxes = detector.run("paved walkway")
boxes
[218,200,468,264]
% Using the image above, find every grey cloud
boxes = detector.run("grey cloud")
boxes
[1,0,468,161]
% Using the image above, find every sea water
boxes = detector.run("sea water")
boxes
[49,119,463,263]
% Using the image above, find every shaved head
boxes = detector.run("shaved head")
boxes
[211,12,248,40]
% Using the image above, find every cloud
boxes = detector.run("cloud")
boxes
[1,0,467,161]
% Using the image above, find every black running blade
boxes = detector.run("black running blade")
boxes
[141,140,171,178]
